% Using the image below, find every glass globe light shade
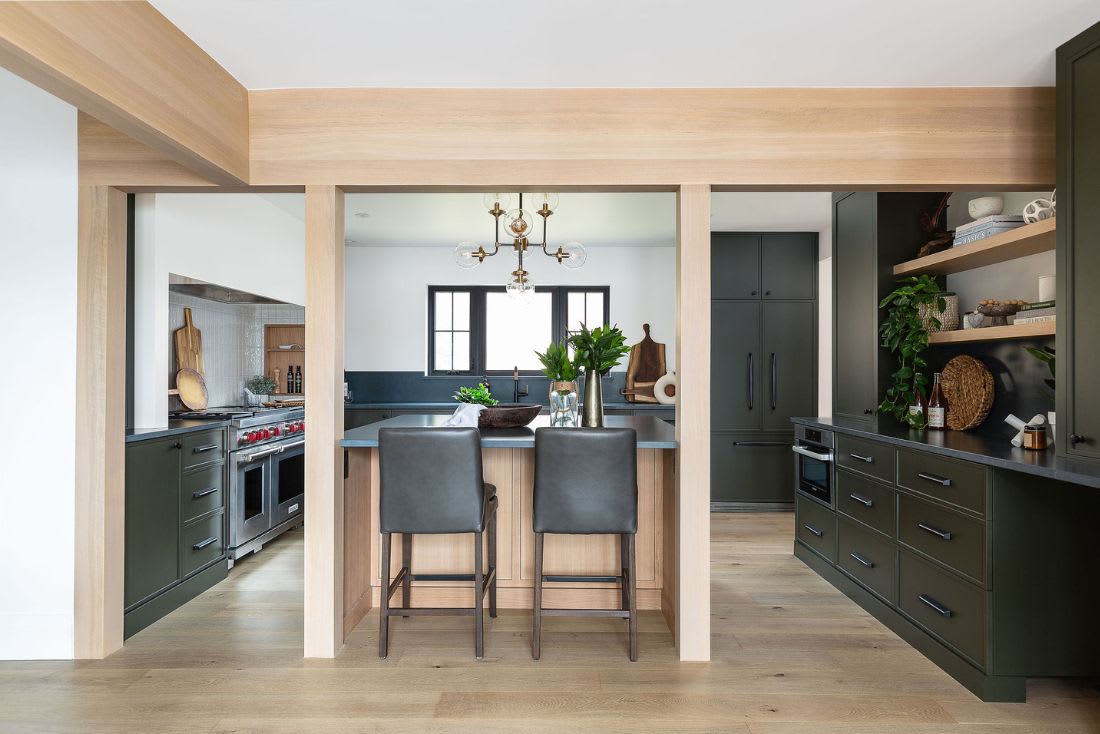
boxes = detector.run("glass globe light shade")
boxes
[454,241,483,269]
[482,192,514,212]
[502,208,536,241]
[506,271,536,302]
[559,241,587,269]
[527,191,560,213]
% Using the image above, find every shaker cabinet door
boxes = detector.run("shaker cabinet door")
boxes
[712,301,762,431]
[125,438,181,609]
[763,301,818,430]
[712,233,761,299]
[833,192,879,421]
[762,233,817,300]
[711,432,794,503]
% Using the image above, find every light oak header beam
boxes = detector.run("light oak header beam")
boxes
[0,1,248,185]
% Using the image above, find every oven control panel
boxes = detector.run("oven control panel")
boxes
[237,420,306,446]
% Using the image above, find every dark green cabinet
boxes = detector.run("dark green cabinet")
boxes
[711,301,761,431]
[711,433,794,503]
[711,233,761,299]
[124,437,181,608]
[762,301,816,430]
[1057,21,1100,462]
[761,233,817,300]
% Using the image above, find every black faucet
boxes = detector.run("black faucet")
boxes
[513,366,529,403]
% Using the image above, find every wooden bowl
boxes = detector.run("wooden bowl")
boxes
[478,403,542,429]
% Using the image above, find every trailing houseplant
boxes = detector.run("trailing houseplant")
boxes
[1025,346,1055,392]
[536,340,581,426]
[568,323,631,427]
[877,275,946,428]
[453,382,499,406]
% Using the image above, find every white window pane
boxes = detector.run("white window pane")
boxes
[586,292,605,325]
[434,291,453,330]
[485,291,552,371]
[434,331,453,371]
[452,291,470,330]
[568,291,586,332]
[453,332,470,371]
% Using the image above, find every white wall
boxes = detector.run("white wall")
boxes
[0,69,77,659]
[712,193,834,416]
[134,194,305,427]
[345,246,677,372]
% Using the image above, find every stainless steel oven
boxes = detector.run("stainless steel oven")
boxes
[792,424,834,507]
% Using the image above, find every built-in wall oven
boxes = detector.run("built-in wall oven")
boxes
[792,424,834,507]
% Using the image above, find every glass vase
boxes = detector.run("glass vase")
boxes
[549,380,579,427]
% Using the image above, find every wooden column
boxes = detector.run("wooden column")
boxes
[74,185,127,659]
[303,186,345,657]
[674,184,711,661]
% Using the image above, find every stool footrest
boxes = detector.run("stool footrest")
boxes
[412,573,475,582]
[385,607,476,617]
[539,608,631,618]
[543,575,620,584]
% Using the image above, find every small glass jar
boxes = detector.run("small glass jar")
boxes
[549,380,579,427]
[1022,425,1048,451]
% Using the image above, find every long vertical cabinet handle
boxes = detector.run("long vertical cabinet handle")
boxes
[746,353,754,410]
[770,353,777,410]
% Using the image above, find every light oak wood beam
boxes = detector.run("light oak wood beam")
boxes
[78,112,218,189]
[675,184,711,662]
[304,185,345,658]
[74,185,127,659]
[0,2,248,184]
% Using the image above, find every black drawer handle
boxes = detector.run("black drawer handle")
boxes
[849,453,874,464]
[849,551,875,568]
[192,444,220,454]
[733,441,790,447]
[918,593,953,618]
[803,523,824,538]
[917,472,951,486]
[849,492,873,507]
[192,536,218,551]
[1070,434,1087,446]
[192,486,218,499]
[917,522,953,541]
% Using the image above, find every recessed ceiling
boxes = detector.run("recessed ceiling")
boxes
[152,0,1099,89]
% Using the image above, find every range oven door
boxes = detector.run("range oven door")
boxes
[792,443,833,506]
[230,446,277,550]
[271,439,305,526]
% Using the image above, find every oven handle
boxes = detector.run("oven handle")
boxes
[792,445,833,463]
[238,445,284,462]
[280,439,305,452]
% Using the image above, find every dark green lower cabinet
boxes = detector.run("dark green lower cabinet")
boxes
[124,437,182,608]
[711,432,793,506]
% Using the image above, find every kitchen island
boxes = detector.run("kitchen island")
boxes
[338,415,678,640]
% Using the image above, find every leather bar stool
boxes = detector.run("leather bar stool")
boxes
[377,427,498,659]
[531,426,638,661]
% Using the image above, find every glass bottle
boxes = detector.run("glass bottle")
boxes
[908,380,928,424]
[927,372,947,430]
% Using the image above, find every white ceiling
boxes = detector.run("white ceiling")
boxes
[151,0,1100,89]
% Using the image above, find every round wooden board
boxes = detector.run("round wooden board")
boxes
[941,355,994,431]
[175,368,209,411]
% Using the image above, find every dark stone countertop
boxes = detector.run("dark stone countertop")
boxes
[344,401,674,412]
[125,419,229,443]
[791,416,1100,490]
[342,414,677,449]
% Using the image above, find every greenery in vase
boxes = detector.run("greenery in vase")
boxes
[877,275,946,427]
[568,323,630,375]
[246,375,278,395]
[535,341,578,383]
[453,382,499,406]
[1025,346,1055,392]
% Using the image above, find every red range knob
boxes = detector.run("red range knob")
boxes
[298,422,305,431]
[273,426,281,436]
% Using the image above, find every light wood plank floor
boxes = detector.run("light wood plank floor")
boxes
[2,514,1098,733]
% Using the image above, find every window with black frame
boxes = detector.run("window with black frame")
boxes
[428,286,609,375]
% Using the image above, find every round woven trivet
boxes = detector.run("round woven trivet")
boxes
[940,355,994,431]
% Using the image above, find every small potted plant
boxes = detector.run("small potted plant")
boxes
[536,341,579,426]
[245,375,278,406]
[569,323,630,427]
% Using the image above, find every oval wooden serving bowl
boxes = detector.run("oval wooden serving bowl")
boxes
[478,403,542,429]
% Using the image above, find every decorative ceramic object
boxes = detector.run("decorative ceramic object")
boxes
[1039,274,1056,303]
[976,299,1026,326]
[478,403,541,429]
[968,196,1004,219]
[963,311,985,329]
[1048,411,1057,440]
[653,372,678,405]
[1023,197,1054,223]
[1005,413,1047,448]
[582,372,604,427]
[549,380,579,426]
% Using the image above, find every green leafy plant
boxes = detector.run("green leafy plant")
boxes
[246,375,278,395]
[877,275,946,427]
[1025,346,1055,392]
[453,382,499,406]
[535,341,578,382]
[568,323,630,375]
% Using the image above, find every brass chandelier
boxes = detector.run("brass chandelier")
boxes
[454,192,587,300]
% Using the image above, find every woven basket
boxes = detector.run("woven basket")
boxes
[918,293,960,332]
[941,355,994,431]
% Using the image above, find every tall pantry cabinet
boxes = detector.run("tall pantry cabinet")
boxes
[711,233,818,507]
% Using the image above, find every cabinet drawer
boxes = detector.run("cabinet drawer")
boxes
[712,434,794,503]
[897,492,986,585]
[836,468,896,537]
[836,434,895,483]
[896,448,988,516]
[181,512,225,578]
[899,551,987,668]
[837,516,897,604]
[181,429,225,470]
[796,495,836,563]
[180,463,224,523]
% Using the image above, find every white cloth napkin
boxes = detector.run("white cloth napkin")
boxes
[444,403,486,427]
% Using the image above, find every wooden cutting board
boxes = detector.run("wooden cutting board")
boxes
[624,323,666,403]
[174,307,204,374]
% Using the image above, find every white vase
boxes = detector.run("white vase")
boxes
[1048,411,1056,441]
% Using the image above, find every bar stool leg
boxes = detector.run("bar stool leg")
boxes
[532,531,544,660]
[401,533,412,615]
[627,533,638,662]
[379,532,392,659]
[619,533,629,612]
[474,530,485,659]
[488,501,498,618]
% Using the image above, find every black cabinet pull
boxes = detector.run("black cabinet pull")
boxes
[849,551,875,568]
[863,408,874,415]
[192,444,220,454]
[192,486,218,499]
[751,290,758,296]
[802,523,823,538]
[770,353,777,410]
[917,472,952,486]
[849,453,874,464]
[765,290,772,296]
[172,442,183,450]
[918,593,953,618]
[849,493,873,507]
[192,536,218,551]
[746,353,754,410]
[733,441,790,447]
[917,522,953,541]
[1070,434,1087,446]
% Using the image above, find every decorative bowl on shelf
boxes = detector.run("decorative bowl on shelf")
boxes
[976,299,1027,327]
[278,343,302,350]
[478,403,541,429]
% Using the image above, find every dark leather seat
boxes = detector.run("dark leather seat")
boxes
[531,427,639,661]
[377,427,498,659]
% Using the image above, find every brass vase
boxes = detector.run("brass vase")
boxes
[582,371,604,427]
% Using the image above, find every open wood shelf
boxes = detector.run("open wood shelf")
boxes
[927,321,1055,345]
[893,218,1056,277]
[264,323,305,395]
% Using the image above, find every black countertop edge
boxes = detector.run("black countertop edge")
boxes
[791,416,1100,490]
[344,401,676,411]
[125,420,229,443]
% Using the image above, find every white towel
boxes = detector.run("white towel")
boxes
[444,403,486,427]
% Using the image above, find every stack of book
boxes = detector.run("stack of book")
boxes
[1013,300,1056,325]
[952,215,1025,247]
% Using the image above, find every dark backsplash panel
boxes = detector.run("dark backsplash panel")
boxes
[345,371,635,406]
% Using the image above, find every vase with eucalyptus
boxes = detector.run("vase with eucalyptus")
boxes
[877,275,946,429]
[569,323,630,427]
[536,341,580,426]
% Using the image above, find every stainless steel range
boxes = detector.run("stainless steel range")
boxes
[172,406,305,565]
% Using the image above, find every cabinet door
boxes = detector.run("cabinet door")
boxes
[762,301,817,430]
[762,233,817,300]
[712,233,761,299]
[711,301,762,431]
[833,193,878,421]
[1058,23,1100,461]
[125,437,181,608]
[711,432,794,503]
